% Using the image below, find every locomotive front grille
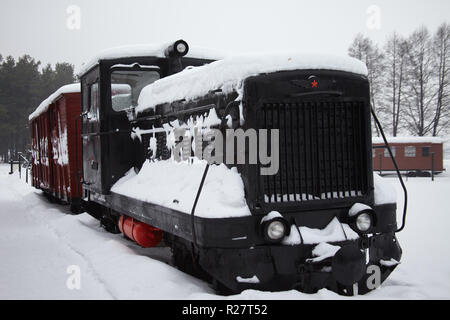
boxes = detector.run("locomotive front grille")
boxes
[258,100,369,204]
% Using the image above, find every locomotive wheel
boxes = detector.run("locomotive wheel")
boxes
[69,203,84,215]
[100,215,121,234]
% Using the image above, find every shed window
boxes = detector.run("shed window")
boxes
[404,146,416,157]
[384,146,395,157]
[422,147,430,157]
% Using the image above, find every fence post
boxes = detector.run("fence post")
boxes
[9,160,13,175]
[18,157,22,179]
[26,166,29,184]
[431,152,435,182]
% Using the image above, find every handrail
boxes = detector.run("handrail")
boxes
[190,163,210,248]
[371,108,408,233]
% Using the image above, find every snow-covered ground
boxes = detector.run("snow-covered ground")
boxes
[0,161,449,299]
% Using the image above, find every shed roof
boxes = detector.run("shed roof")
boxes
[372,136,445,144]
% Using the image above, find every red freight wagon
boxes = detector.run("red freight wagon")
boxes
[29,84,82,213]
[372,136,445,176]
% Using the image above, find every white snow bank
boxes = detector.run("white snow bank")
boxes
[307,243,341,263]
[236,275,260,284]
[4,164,450,299]
[281,225,303,245]
[111,160,251,218]
[380,258,400,267]
[300,217,359,244]
[373,173,397,205]
[260,211,283,224]
[349,203,372,217]
[372,136,444,144]
[79,43,226,76]
[282,217,359,246]
[136,53,368,113]
[29,83,81,121]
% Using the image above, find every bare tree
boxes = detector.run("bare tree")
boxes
[432,23,450,136]
[383,32,408,136]
[348,34,385,136]
[403,27,436,136]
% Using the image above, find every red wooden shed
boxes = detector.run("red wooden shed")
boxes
[372,136,445,175]
[29,84,82,212]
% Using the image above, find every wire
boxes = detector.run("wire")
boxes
[371,108,408,233]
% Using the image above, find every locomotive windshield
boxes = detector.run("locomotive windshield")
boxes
[111,69,159,111]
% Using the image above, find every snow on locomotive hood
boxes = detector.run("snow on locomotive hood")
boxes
[136,52,368,113]
[111,159,251,219]
[28,83,81,121]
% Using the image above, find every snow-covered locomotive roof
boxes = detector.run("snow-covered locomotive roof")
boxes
[79,43,226,76]
[372,136,445,144]
[136,52,368,113]
[29,83,80,121]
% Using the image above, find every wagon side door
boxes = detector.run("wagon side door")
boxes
[82,68,103,193]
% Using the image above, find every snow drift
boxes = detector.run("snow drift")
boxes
[136,52,368,113]
[111,160,251,219]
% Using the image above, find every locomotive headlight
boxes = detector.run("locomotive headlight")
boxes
[267,220,286,240]
[356,213,372,232]
[176,42,188,55]
[165,39,189,57]
[261,216,289,243]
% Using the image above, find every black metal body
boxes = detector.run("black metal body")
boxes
[79,52,402,294]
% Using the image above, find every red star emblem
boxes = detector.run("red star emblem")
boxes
[311,80,318,88]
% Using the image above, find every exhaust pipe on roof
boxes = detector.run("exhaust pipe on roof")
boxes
[165,39,189,75]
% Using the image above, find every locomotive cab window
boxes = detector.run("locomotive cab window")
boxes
[110,69,160,111]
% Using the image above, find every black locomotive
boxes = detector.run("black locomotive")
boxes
[41,40,407,295]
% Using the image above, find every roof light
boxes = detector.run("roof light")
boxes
[165,39,189,58]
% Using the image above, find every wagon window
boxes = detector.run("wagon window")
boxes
[110,70,160,111]
[384,146,395,157]
[422,147,430,157]
[404,146,416,157]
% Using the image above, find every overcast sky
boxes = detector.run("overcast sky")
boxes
[0,0,449,73]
